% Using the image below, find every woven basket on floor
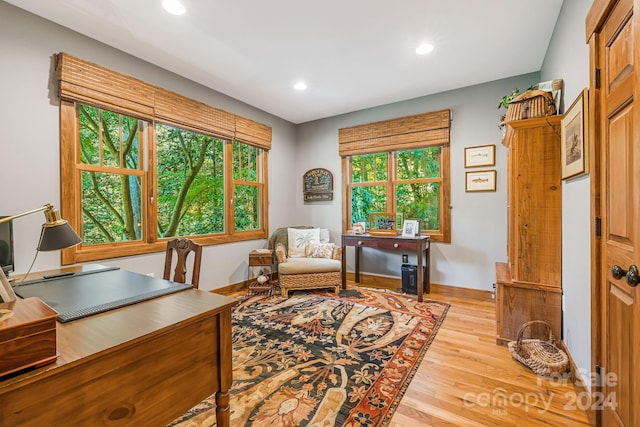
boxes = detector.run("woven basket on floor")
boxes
[508,320,569,377]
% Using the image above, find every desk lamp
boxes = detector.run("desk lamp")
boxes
[0,204,81,303]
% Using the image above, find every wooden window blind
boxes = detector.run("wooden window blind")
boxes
[338,109,451,156]
[55,52,272,150]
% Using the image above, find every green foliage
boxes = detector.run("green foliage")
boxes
[351,185,386,226]
[78,105,262,244]
[234,185,259,231]
[156,124,224,237]
[497,84,537,128]
[396,183,440,229]
[350,148,442,232]
[79,105,142,244]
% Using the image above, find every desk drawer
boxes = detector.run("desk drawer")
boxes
[376,240,416,251]
[344,237,416,251]
[1,316,220,426]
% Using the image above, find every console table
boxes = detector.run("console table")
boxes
[0,265,237,427]
[341,234,430,302]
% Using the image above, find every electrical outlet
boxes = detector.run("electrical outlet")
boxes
[402,254,408,263]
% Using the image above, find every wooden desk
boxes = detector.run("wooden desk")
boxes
[0,266,237,427]
[341,234,431,302]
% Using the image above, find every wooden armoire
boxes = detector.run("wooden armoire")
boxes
[495,115,562,345]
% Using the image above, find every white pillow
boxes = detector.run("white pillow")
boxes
[319,228,331,244]
[288,228,320,258]
[305,242,336,258]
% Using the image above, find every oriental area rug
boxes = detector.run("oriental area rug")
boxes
[169,287,449,427]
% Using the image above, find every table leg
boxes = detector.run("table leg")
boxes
[424,246,430,294]
[217,309,232,427]
[341,240,347,290]
[355,246,362,283]
[416,246,423,303]
[215,390,230,427]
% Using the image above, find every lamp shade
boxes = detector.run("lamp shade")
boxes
[38,222,82,251]
[36,206,81,251]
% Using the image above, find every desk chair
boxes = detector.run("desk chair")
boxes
[163,238,203,289]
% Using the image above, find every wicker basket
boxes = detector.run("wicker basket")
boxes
[508,320,569,377]
[503,90,556,123]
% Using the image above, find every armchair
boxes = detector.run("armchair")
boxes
[269,226,342,298]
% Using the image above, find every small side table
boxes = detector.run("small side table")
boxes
[247,249,275,295]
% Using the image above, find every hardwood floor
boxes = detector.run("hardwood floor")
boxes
[224,283,590,426]
[388,288,590,427]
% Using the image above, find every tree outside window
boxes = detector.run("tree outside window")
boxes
[347,146,450,242]
[68,103,267,262]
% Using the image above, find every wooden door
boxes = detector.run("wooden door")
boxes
[593,0,639,424]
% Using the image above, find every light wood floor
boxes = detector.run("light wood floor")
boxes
[227,284,590,426]
[387,287,591,427]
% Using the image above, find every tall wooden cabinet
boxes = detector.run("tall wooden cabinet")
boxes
[495,116,562,345]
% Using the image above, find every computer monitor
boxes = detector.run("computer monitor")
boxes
[0,217,15,276]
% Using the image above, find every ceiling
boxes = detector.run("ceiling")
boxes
[6,0,564,124]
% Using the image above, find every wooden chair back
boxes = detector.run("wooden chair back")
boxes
[163,238,203,289]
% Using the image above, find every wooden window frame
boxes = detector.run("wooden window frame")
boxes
[339,110,451,242]
[57,53,271,264]
[343,147,450,242]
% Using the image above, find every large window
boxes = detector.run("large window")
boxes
[57,53,271,264]
[340,110,451,242]
[346,146,450,241]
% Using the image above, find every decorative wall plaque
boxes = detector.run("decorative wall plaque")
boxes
[303,168,333,201]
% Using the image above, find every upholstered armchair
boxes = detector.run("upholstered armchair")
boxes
[269,226,342,297]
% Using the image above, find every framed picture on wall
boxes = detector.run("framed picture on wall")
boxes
[561,88,589,180]
[465,170,497,192]
[464,144,495,168]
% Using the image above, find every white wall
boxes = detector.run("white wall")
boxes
[540,0,592,385]
[296,73,540,291]
[0,1,298,291]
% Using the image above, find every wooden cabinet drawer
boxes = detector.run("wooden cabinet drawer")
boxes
[376,240,416,251]
[343,236,416,251]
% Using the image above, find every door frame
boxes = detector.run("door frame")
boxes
[587,0,634,425]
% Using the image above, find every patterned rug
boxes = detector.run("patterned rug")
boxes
[169,287,449,427]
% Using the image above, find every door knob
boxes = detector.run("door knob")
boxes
[612,265,626,279]
[612,265,640,287]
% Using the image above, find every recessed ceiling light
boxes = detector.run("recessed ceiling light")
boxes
[294,82,308,91]
[416,43,434,55]
[162,0,186,15]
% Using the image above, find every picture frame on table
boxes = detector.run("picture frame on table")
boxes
[465,170,497,192]
[464,144,495,168]
[368,212,403,235]
[0,268,17,303]
[561,88,589,180]
[352,222,366,235]
[402,220,420,237]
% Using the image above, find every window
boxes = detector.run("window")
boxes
[57,53,271,264]
[79,105,145,245]
[339,110,451,242]
[346,146,449,241]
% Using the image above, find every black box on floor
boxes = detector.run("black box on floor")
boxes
[401,264,417,294]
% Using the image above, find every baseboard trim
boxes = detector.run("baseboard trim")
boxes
[212,272,493,302]
[211,280,248,296]
[561,341,597,426]
[346,272,494,302]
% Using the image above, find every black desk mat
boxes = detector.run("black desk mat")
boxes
[15,268,192,322]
